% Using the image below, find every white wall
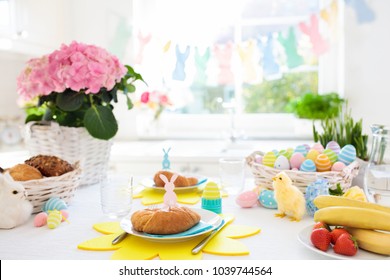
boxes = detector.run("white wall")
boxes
[343,0,390,134]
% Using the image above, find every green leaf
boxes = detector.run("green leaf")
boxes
[329,183,344,196]
[84,105,118,140]
[126,83,136,93]
[126,95,134,110]
[25,114,43,123]
[56,90,85,112]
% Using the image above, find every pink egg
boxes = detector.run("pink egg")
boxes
[60,210,69,222]
[254,154,263,164]
[236,191,259,208]
[34,212,48,227]
[312,143,325,153]
[290,152,305,169]
[331,161,346,172]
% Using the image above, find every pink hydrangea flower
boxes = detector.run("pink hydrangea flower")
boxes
[17,41,127,100]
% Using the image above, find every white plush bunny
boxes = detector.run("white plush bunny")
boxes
[0,172,33,229]
[159,173,178,210]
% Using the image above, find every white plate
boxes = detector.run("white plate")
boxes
[140,176,207,192]
[120,208,223,243]
[298,224,390,260]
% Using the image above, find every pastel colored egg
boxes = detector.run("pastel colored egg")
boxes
[60,210,69,222]
[47,210,62,229]
[302,144,311,152]
[331,161,346,172]
[262,151,277,167]
[290,152,305,169]
[272,149,279,156]
[278,150,288,158]
[286,148,294,158]
[259,189,278,209]
[326,141,341,154]
[274,155,290,170]
[294,145,308,156]
[306,149,320,162]
[236,191,259,208]
[323,148,338,164]
[33,212,48,227]
[315,154,332,172]
[42,197,68,212]
[338,144,356,165]
[311,143,325,153]
[254,154,263,164]
[300,159,317,172]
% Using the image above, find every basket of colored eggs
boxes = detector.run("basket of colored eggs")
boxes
[246,141,360,193]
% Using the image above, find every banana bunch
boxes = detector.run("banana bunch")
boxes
[313,195,390,255]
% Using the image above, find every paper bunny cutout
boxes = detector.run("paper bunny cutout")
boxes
[162,148,171,170]
[160,173,178,210]
[214,42,234,85]
[237,40,259,83]
[278,27,303,69]
[134,31,152,65]
[193,47,211,85]
[262,33,280,77]
[345,0,375,24]
[172,45,190,81]
[299,14,329,56]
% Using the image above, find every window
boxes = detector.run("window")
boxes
[115,0,341,140]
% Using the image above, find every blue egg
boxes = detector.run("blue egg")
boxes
[299,159,316,172]
[294,145,308,156]
[42,197,68,212]
[272,149,279,156]
[304,179,330,216]
[259,189,278,209]
[338,144,356,165]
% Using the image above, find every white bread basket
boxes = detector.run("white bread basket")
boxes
[24,121,112,186]
[246,151,360,193]
[20,162,82,213]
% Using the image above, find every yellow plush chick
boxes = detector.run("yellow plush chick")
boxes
[272,171,306,221]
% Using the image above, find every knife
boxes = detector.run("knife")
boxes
[112,231,128,245]
[191,219,227,254]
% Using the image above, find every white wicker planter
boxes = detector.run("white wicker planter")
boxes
[24,122,112,186]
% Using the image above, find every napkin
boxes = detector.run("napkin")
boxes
[144,221,213,238]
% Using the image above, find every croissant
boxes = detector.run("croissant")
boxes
[131,207,201,234]
[153,170,198,187]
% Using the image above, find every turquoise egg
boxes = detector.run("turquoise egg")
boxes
[294,145,308,156]
[323,148,338,164]
[42,197,68,212]
[299,159,317,172]
[259,190,278,209]
[338,144,356,165]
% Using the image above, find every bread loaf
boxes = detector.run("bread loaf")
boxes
[153,170,198,187]
[9,164,43,181]
[131,207,201,234]
[25,155,73,177]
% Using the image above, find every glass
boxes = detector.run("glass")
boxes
[219,157,245,195]
[100,174,133,219]
[364,125,390,207]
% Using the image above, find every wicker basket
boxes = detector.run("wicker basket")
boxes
[21,162,82,213]
[246,151,360,193]
[24,121,112,186]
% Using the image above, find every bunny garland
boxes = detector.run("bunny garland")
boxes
[159,173,178,210]
[213,42,234,85]
[172,45,190,81]
[134,31,152,65]
[299,15,329,56]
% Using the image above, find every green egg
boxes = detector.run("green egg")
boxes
[323,148,338,164]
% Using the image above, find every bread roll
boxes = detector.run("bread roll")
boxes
[131,207,201,234]
[9,164,43,181]
[25,155,73,177]
[153,170,198,187]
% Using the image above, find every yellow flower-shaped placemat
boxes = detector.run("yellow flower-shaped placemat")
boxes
[77,215,260,260]
[133,186,228,206]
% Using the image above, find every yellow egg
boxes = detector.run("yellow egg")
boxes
[262,151,277,167]
[315,154,332,172]
[306,149,320,161]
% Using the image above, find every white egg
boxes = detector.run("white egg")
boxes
[274,155,290,170]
